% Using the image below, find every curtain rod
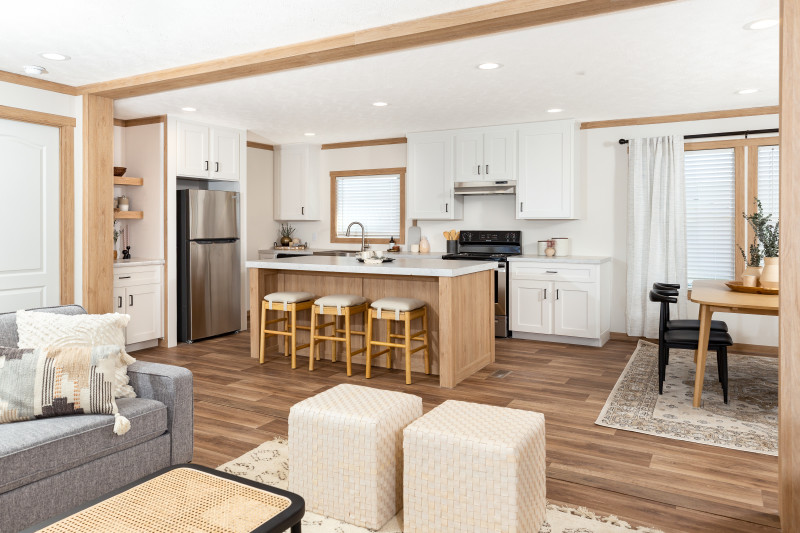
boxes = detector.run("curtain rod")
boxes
[618,128,779,145]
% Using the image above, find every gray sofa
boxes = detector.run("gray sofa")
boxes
[0,305,193,532]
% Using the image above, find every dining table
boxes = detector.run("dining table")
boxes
[689,280,779,407]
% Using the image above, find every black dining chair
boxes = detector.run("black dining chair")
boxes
[652,283,729,334]
[649,290,733,403]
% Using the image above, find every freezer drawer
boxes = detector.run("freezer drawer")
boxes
[188,240,241,340]
[187,190,239,240]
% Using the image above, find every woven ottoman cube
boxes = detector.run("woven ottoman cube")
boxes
[403,400,546,533]
[288,384,423,529]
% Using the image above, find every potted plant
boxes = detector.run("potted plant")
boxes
[279,223,295,247]
[739,241,764,280]
[743,198,780,289]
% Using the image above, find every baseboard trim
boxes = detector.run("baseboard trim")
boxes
[511,331,609,347]
[608,332,778,357]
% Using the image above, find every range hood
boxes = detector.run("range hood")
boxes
[454,180,517,195]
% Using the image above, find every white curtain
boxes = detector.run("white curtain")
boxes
[626,135,688,338]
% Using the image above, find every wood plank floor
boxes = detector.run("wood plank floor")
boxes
[134,333,779,533]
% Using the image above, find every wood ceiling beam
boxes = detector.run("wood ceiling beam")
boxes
[580,106,780,129]
[0,70,78,96]
[78,0,676,99]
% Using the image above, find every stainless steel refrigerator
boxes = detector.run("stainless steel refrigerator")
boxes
[177,190,241,343]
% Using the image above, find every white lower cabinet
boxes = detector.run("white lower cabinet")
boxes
[510,259,610,346]
[113,265,163,347]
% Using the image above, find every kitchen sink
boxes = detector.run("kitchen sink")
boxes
[312,250,361,257]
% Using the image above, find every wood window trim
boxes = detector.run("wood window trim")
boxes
[0,105,75,305]
[329,168,406,245]
[684,137,779,280]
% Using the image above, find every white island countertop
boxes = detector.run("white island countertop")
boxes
[509,255,611,264]
[246,256,495,277]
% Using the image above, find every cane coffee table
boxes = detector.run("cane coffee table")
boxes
[24,464,305,533]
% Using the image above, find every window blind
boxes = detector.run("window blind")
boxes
[335,174,401,239]
[757,145,779,222]
[685,149,736,285]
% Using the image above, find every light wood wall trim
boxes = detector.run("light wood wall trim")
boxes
[0,70,78,96]
[581,106,780,130]
[779,0,800,525]
[684,136,780,151]
[59,126,75,304]
[329,168,406,245]
[82,94,114,314]
[114,115,167,127]
[321,137,407,150]
[246,141,274,151]
[77,0,673,99]
[113,118,125,127]
[0,104,76,128]
[162,119,169,345]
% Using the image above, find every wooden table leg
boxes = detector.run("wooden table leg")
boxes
[692,304,712,407]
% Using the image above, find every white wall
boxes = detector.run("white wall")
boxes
[258,114,779,346]
[0,82,83,305]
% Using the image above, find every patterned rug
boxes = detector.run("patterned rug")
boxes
[218,438,663,533]
[596,340,777,455]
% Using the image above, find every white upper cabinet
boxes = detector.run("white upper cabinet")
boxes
[274,143,320,221]
[177,121,210,178]
[211,127,240,181]
[407,132,460,220]
[454,128,516,182]
[176,120,240,181]
[517,119,578,219]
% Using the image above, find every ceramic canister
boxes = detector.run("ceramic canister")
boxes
[552,237,570,256]
[538,240,549,256]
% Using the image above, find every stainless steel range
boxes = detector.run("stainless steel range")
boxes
[442,231,521,338]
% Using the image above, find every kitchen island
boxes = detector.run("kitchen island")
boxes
[246,256,496,388]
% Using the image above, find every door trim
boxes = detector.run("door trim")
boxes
[0,105,74,305]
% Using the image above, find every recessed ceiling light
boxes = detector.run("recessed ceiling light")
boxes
[737,88,759,95]
[477,62,502,70]
[547,108,564,113]
[372,102,389,107]
[39,52,70,61]
[181,107,197,112]
[304,132,316,137]
[22,65,47,75]
[744,19,778,30]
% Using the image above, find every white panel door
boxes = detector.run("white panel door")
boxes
[554,282,596,338]
[0,119,60,313]
[211,127,239,181]
[125,284,162,344]
[510,280,553,334]
[484,128,516,182]
[454,132,483,182]
[517,121,574,219]
[407,133,454,220]
[176,121,209,178]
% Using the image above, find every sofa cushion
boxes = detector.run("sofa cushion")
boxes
[0,397,167,495]
[0,304,85,349]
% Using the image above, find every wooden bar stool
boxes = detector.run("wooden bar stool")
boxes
[260,291,316,369]
[365,297,430,385]
[309,295,369,376]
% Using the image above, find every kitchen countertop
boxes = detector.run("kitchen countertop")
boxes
[257,248,444,259]
[113,258,165,267]
[246,256,494,277]
[508,255,611,264]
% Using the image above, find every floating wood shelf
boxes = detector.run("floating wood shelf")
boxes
[114,210,144,220]
[114,176,144,186]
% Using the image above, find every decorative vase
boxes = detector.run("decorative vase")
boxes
[113,250,118,260]
[419,236,430,253]
[742,265,763,282]
[280,236,291,246]
[118,196,129,212]
[760,257,779,289]
[545,247,556,257]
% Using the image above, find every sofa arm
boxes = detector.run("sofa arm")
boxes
[127,361,193,464]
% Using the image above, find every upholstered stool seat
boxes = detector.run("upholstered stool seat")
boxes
[289,384,423,529]
[366,298,429,384]
[403,400,546,533]
[264,291,315,305]
[310,295,369,376]
[260,291,318,368]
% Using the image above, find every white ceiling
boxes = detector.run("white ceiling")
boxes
[3,0,779,144]
[0,0,497,85]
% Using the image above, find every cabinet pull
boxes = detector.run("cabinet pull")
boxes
[215,162,219,172]
[486,164,489,174]
[129,295,133,306]
[301,206,305,215]
[445,203,449,213]
[118,276,131,279]
[204,161,209,171]
[118,296,123,308]
[556,289,560,300]
[477,165,481,175]
[520,202,523,212]
[543,289,547,300]
[546,270,558,274]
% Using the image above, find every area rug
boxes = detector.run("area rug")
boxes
[218,437,663,533]
[596,340,777,455]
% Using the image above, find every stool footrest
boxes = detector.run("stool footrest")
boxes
[334,329,366,336]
